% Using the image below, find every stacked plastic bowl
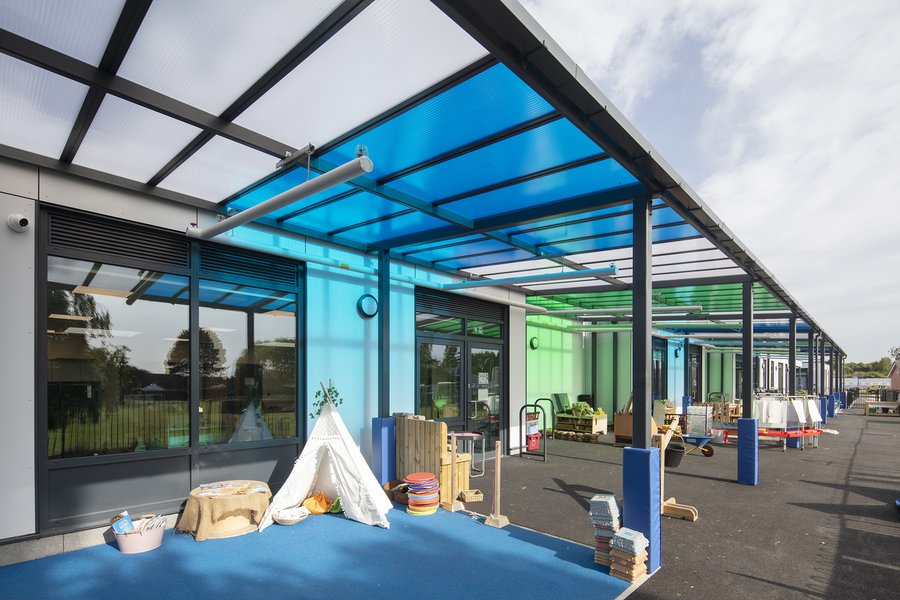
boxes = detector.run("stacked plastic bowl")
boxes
[404,472,440,516]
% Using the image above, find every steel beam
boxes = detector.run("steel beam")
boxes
[368,182,645,251]
[741,280,754,416]
[0,29,292,158]
[378,249,390,417]
[819,336,826,396]
[59,0,151,164]
[631,195,652,449]
[150,0,372,187]
[788,315,797,396]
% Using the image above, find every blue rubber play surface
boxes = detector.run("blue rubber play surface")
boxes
[0,507,637,599]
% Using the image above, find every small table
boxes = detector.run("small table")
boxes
[176,480,271,541]
[451,432,485,478]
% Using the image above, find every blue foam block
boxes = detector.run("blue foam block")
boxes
[827,394,836,418]
[371,417,396,485]
[786,427,801,449]
[681,395,692,415]
[737,418,759,486]
[622,447,661,573]
[819,396,828,424]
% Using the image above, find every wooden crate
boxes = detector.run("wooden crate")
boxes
[555,414,607,434]
[395,416,470,504]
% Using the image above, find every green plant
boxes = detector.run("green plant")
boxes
[310,379,342,419]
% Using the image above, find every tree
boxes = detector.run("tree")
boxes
[165,328,226,378]
[891,346,900,361]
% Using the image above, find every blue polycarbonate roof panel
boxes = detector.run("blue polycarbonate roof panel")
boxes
[282,191,407,233]
[510,206,684,247]
[543,224,702,255]
[226,166,358,219]
[337,211,451,245]
[406,238,513,263]
[500,199,665,235]
[441,159,639,219]
[320,63,555,180]
[439,248,535,269]
[397,233,486,255]
[144,274,189,299]
[387,119,603,202]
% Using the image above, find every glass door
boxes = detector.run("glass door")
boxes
[468,345,502,453]
[417,341,463,425]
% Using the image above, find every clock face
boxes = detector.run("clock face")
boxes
[357,294,379,318]
[529,337,540,350]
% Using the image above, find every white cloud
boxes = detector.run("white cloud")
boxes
[523,0,900,361]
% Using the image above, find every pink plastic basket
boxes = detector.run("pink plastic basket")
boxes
[114,521,164,554]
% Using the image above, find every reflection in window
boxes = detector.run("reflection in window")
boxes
[415,313,463,335]
[199,280,297,445]
[467,320,502,339]
[47,256,189,458]
[418,343,461,419]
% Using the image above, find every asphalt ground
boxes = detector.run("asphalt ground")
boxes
[470,405,899,599]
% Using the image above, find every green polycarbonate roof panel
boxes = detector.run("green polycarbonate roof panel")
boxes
[529,282,785,313]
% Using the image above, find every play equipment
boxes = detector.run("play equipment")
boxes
[519,403,547,462]
[653,428,699,521]
[485,440,509,528]
[259,395,391,531]
[442,433,464,512]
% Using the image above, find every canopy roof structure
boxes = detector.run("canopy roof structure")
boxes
[0,0,841,353]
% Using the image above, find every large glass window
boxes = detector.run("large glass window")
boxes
[418,342,461,419]
[47,256,190,458]
[199,280,297,445]
[652,337,667,401]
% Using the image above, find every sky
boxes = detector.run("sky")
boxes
[521,0,900,362]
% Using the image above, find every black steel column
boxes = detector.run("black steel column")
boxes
[683,338,691,399]
[378,249,391,418]
[741,281,754,417]
[632,195,652,449]
[819,336,826,395]
[810,332,817,394]
[788,315,796,396]
[829,345,834,394]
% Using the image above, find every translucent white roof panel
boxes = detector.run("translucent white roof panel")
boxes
[0,55,88,158]
[117,0,344,116]
[73,95,202,183]
[523,279,615,292]
[0,0,124,66]
[160,136,275,202]
[464,258,563,276]
[648,268,748,283]
[235,0,488,148]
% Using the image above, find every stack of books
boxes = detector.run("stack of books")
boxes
[609,528,650,582]
[589,494,620,566]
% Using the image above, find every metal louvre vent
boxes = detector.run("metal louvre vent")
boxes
[200,244,299,288]
[415,287,505,323]
[48,212,190,268]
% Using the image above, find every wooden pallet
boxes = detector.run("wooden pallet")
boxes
[555,414,607,434]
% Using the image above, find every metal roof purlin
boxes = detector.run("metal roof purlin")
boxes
[369,181,646,251]
[431,0,841,352]
[149,0,373,188]
[59,0,152,164]
[0,29,294,158]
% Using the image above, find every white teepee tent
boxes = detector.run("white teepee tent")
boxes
[258,400,392,531]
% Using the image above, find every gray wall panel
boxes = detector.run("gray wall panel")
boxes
[198,444,298,489]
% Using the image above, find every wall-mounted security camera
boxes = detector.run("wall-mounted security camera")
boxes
[7,213,30,233]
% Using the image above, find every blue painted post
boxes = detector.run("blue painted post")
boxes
[737,418,759,485]
[819,396,828,424]
[828,394,836,418]
[371,416,396,485]
[622,447,661,573]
